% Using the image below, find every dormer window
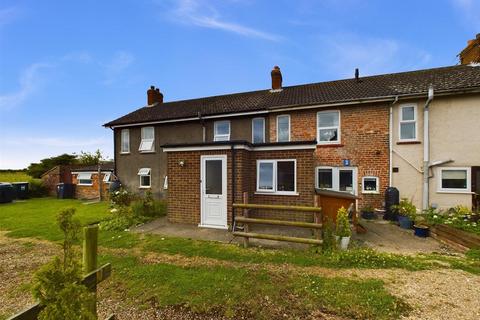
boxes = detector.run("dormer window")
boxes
[139,127,155,152]
[214,120,230,141]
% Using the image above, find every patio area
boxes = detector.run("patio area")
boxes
[135,216,454,254]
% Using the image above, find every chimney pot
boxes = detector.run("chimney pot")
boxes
[355,68,359,81]
[147,86,163,106]
[477,33,480,40]
[270,66,283,91]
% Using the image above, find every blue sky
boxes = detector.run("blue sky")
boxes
[0,0,479,169]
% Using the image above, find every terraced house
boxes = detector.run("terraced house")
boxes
[105,43,480,229]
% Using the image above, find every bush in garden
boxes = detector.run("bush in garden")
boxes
[32,208,95,320]
[322,218,337,253]
[335,207,351,238]
[110,188,134,207]
[424,205,479,235]
[392,198,417,221]
[28,179,49,198]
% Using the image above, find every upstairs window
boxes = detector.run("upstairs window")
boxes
[121,129,130,153]
[257,160,296,194]
[252,117,265,143]
[139,127,155,152]
[77,172,93,186]
[277,115,290,142]
[317,110,340,144]
[214,120,230,141]
[399,105,417,141]
[138,168,151,188]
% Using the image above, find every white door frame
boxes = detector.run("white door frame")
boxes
[200,155,228,229]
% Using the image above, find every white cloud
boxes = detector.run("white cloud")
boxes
[451,0,480,29]
[0,62,51,111]
[315,34,432,78]
[101,51,134,85]
[168,0,282,41]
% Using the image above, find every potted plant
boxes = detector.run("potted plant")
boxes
[392,198,416,229]
[336,207,351,250]
[413,209,432,237]
[360,205,375,220]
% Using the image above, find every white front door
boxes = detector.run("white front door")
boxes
[200,155,227,229]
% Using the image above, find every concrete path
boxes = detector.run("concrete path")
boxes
[136,216,451,253]
[355,219,450,255]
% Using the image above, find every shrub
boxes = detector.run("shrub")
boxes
[425,205,479,235]
[32,208,95,320]
[131,191,167,218]
[28,179,49,198]
[110,188,134,207]
[392,198,417,221]
[322,218,337,253]
[336,207,351,238]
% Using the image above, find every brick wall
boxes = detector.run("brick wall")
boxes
[269,105,389,209]
[72,173,110,200]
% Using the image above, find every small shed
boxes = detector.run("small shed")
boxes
[71,163,115,200]
[314,189,359,224]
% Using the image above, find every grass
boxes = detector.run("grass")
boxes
[1,198,479,318]
[0,171,32,182]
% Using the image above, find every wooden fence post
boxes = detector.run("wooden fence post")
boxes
[242,192,249,248]
[83,225,98,316]
[314,195,321,240]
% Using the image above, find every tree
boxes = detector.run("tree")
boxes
[27,154,78,178]
[32,208,96,320]
[77,150,104,166]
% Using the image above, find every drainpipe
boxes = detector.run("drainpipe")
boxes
[231,144,236,231]
[422,86,434,210]
[389,96,399,187]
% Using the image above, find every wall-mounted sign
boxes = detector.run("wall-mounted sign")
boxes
[343,159,351,166]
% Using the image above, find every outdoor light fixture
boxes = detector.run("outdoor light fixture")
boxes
[179,160,185,167]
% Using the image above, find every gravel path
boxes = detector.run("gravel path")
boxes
[1,233,479,320]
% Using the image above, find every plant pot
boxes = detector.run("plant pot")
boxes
[361,211,376,220]
[414,225,429,237]
[339,236,350,250]
[398,215,413,229]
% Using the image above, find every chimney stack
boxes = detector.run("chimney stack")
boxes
[459,34,480,65]
[270,66,283,91]
[147,85,163,106]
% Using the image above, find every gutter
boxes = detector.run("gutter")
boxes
[422,86,434,210]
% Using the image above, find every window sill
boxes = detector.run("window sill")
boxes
[120,152,130,155]
[139,150,155,154]
[396,141,421,145]
[77,184,93,186]
[139,186,151,189]
[362,191,380,195]
[255,191,299,196]
[436,190,473,194]
[317,143,343,148]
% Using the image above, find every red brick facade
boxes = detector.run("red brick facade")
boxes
[72,173,110,200]
[269,104,389,209]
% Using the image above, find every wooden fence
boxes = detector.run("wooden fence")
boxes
[7,225,114,320]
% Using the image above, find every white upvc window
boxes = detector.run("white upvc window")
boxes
[316,166,357,194]
[438,167,471,193]
[214,120,230,141]
[138,168,151,188]
[276,115,290,142]
[163,175,168,190]
[252,117,265,143]
[256,159,296,195]
[103,172,111,183]
[77,172,93,186]
[399,104,417,141]
[121,129,130,153]
[139,127,155,152]
[362,176,379,194]
[317,110,340,144]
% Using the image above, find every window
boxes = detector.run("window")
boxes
[252,117,265,143]
[214,120,230,141]
[138,168,151,188]
[257,160,296,194]
[276,115,290,142]
[77,172,93,186]
[362,176,379,194]
[438,167,471,193]
[139,127,155,152]
[316,167,356,194]
[103,172,111,183]
[163,176,168,190]
[399,105,417,141]
[121,129,130,153]
[317,111,340,144]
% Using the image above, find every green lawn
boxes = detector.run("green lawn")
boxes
[1,198,478,318]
